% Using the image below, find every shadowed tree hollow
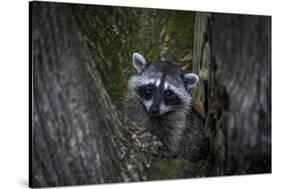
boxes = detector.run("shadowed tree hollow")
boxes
[30,2,271,188]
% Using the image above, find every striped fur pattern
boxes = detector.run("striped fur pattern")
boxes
[126,53,209,162]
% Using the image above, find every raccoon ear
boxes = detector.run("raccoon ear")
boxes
[132,52,147,73]
[183,73,199,90]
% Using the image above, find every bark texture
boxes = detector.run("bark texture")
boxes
[193,12,271,175]
[31,2,272,187]
[31,2,161,187]
[31,2,199,187]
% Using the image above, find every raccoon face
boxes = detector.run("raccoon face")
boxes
[129,52,199,117]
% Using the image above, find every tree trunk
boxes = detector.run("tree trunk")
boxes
[31,2,271,187]
[193,13,271,175]
[31,2,161,187]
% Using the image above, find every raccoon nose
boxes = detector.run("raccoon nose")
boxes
[149,106,159,115]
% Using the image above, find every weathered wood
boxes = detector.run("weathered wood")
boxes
[31,2,201,187]
[31,2,160,187]
[31,2,271,187]
[193,12,271,175]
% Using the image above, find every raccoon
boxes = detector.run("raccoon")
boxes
[126,52,209,162]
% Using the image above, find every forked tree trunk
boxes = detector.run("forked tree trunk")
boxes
[193,13,271,175]
[31,2,271,187]
[31,2,160,187]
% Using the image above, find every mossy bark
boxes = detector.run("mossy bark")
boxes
[31,2,270,187]
[71,5,195,108]
[70,4,201,180]
[31,2,162,187]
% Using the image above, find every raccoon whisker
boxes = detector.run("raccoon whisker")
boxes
[169,105,185,109]
[169,108,184,111]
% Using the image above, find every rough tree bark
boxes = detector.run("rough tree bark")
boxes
[31,2,161,187]
[31,2,199,187]
[31,2,271,187]
[193,13,271,175]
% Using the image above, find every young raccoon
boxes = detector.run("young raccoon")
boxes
[126,52,209,162]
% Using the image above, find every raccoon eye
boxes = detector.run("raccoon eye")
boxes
[164,90,175,99]
[146,84,156,94]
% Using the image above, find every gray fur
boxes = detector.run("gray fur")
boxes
[126,53,209,162]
